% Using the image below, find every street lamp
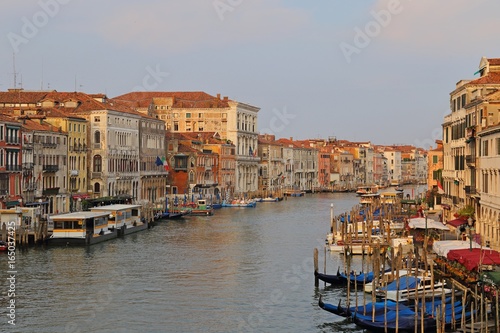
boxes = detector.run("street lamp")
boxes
[467,217,474,251]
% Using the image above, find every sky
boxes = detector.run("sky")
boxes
[1,0,500,148]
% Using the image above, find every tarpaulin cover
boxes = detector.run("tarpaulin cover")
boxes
[447,248,500,271]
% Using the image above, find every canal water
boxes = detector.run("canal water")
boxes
[1,189,425,332]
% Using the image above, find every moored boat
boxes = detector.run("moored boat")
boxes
[261,197,279,202]
[0,240,7,251]
[222,199,257,208]
[90,204,147,236]
[48,211,118,246]
[183,199,214,216]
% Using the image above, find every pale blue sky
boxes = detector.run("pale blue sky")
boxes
[1,0,499,147]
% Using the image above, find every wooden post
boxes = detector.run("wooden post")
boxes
[314,248,318,287]
[323,246,326,275]
[330,203,334,233]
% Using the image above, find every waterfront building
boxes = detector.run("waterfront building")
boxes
[39,108,89,211]
[22,117,68,215]
[442,56,500,248]
[114,92,260,196]
[0,114,23,209]
[477,121,500,250]
[170,132,220,198]
[257,134,285,195]
[166,137,198,196]
[382,147,402,186]
[372,151,388,187]
[199,132,236,200]
[275,138,318,192]
[427,140,443,192]
[334,150,355,191]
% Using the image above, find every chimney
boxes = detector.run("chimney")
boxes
[223,96,228,101]
[217,93,221,100]
[290,137,293,141]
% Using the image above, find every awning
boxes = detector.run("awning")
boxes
[447,218,467,228]
[25,201,49,206]
[447,248,500,271]
[433,240,481,257]
[72,194,90,200]
[483,271,500,286]
[6,201,21,208]
[408,217,450,230]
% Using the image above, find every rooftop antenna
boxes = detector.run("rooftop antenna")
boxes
[41,57,44,90]
[12,53,18,89]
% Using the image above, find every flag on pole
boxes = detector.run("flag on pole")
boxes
[155,156,163,166]
[437,180,445,194]
[162,156,169,171]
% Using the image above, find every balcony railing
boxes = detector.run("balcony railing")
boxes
[6,137,20,144]
[42,142,57,148]
[465,155,476,167]
[6,165,21,171]
[22,162,34,170]
[43,187,60,196]
[465,186,477,195]
[23,183,37,191]
[91,172,102,179]
[43,165,59,172]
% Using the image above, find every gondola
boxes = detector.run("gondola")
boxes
[314,267,344,285]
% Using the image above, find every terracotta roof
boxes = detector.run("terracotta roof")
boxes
[469,72,500,85]
[487,58,500,66]
[113,91,231,108]
[21,118,66,133]
[0,90,53,104]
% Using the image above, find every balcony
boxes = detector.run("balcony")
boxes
[42,142,57,148]
[91,172,102,179]
[465,155,476,167]
[23,183,37,191]
[43,165,59,173]
[465,126,476,139]
[43,187,60,196]
[6,165,22,172]
[93,143,101,149]
[70,170,79,177]
[22,162,34,170]
[6,136,20,145]
[464,186,477,195]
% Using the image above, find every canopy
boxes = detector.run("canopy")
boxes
[433,240,481,257]
[447,218,468,228]
[408,217,450,230]
[482,271,500,286]
[447,248,500,271]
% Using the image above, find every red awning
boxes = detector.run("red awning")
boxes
[447,218,467,228]
[447,248,500,271]
[72,194,90,200]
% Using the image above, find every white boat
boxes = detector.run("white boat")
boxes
[90,204,147,236]
[364,268,424,293]
[48,211,118,245]
[356,185,378,196]
[261,197,279,202]
[376,274,452,302]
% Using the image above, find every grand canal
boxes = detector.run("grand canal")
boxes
[2,189,425,332]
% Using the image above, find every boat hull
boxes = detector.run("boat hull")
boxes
[47,229,118,246]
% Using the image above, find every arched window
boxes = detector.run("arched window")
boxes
[94,130,101,143]
[94,182,101,193]
[93,155,102,172]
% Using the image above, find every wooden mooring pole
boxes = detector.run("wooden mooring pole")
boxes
[314,248,319,287]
